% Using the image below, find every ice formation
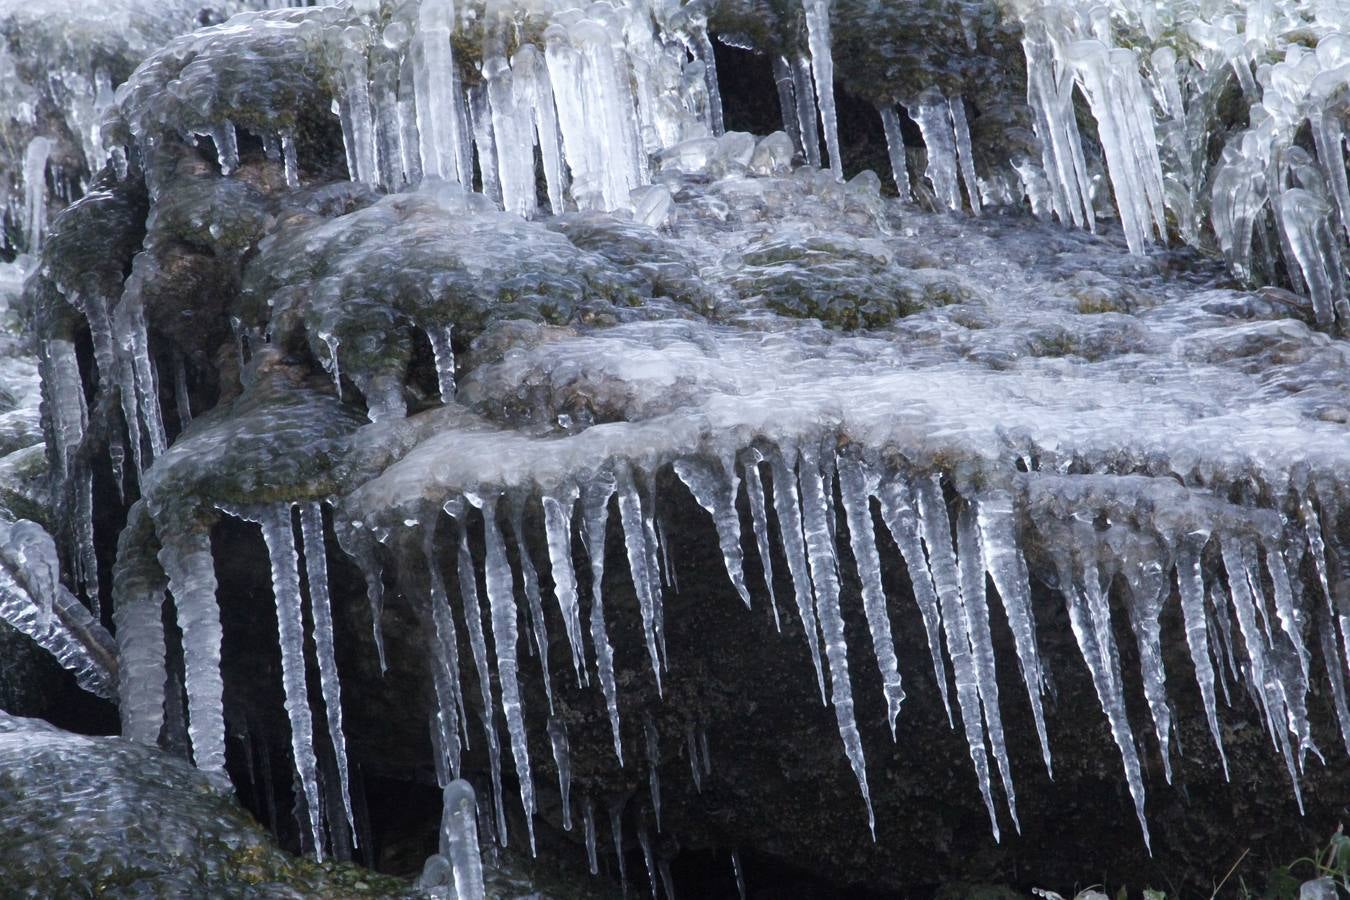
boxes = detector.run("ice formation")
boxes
[1,0,1348,891]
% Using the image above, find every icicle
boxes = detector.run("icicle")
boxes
[299,504,357,845]
[1220,536,1303,811]
[692,23,724,136]
[878,106,911,200]
[507,495,552,711]
[281,133,300,189]
[912,93,963,212]
[790,57,822,169]
[543,486,587,686]
[949,96,982,214]
[441,780,486,900]
[836,454,905,737]
[23,137,51,253]
[956,501,1018,831]
[448,502,509,847]
[1176,529,1228,777]
[617,463,664,689]
[732,850,746,900]
[414,0,469,184]
[583,796,599,875]
[673,457,749,609]
[768,447,827,702]
[659,858,677,900]
[1121,551,1174,783]
[974,492,1050,775]
[686,724,702,793]
[428,325,456,403]
[743,453,780,630]
[211,121,240,176]
[472,494,536,852]
[582,473,623,763]
[112,512,167,745]
[637,808,658,900]
[513,45,566,215]
[797,443,873,834]
[486,53,538,218]
[157,526,226,773]
[425,531,468,770]
[644,713,662,832]
[772,57,802,153]
[1063,552,1150,850]
[1021,17,1094,230]
[802,0,842,179]
[609,798,629,894]
[254,504,324,860]
[912,476,997,838]
[548,718,572,831]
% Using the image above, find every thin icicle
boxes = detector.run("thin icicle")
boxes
[836,454,905,737]
[644,713,662,832]
[1176,529,1228,777]
[733,850,746,899]
[112,511,167,745]
[790,57,821,169]
[797,442,873,835]
[299,504,356,848]
[428,325,456,403]
[1064,552,1150,851]
[509,496,552,713]
[673,456,750,608]
[157,526,226,773]
[802,0,842,179]
[687,724,702,793]
[548,717,572,831]
[912,93,963,212]
[772,57,802,153]
[617,463,664,689]
[543,486,587,686]
[609,798,629,895]
[974,492,1050,775]
[255,504,324,861]
[448,501,509,848]
[956,501,1018,832]
[949,96,982,214]
[877,476,953,725]
[441,779,486,900]
[878,106,911,200]
[913,475,998,838]
[637,808,658,900]
[472,494,536,853]
[583,796,599,875]
[1120,550,1174,784]
[582,473,623,763]
[768,447,827,702]
[743,453,780,630]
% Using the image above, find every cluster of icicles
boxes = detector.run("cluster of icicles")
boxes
[1012,0,1350,331]
[113,434,1350,882]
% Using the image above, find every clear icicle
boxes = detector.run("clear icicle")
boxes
[1064,553,1150,851]
[836,454,905,737]
[112,511,167,745]
[509,497,553,711]
[449,504,509,847]
[23,137,51,253]
[441,779,486,900]
[644,713,662,832]
[879,105,911,200]
[427,525,468,769]
[472,495,536,852]
[543,486,587,686]
[583,796,599,875]
[299,504,356,846]
[732,850,746,900]
[797,443,873,834]
[609,798,628,894]
[157,526,226,773]
[617,463,665,689]
[802,0,842,179]
[687,724,702,793]
[949,96,982,214]
[974,492,1049,774]
[1176,529,1228,777]
[772,57,802,153]
[582,473,623,763]
[255,504,324,860]
[548,717,572,831]
[877,476,953,724]
[637,808,658,900]
[414,0,469,184]
[912,93,963,212]
[673,457,750,608]
[768,448,827,702]
[912,475,997,837]
[1121,552,1173,784]
[790,57,822,169]
[956,501,1018,831]
[743,453,781,630]
[428,325,456,403]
